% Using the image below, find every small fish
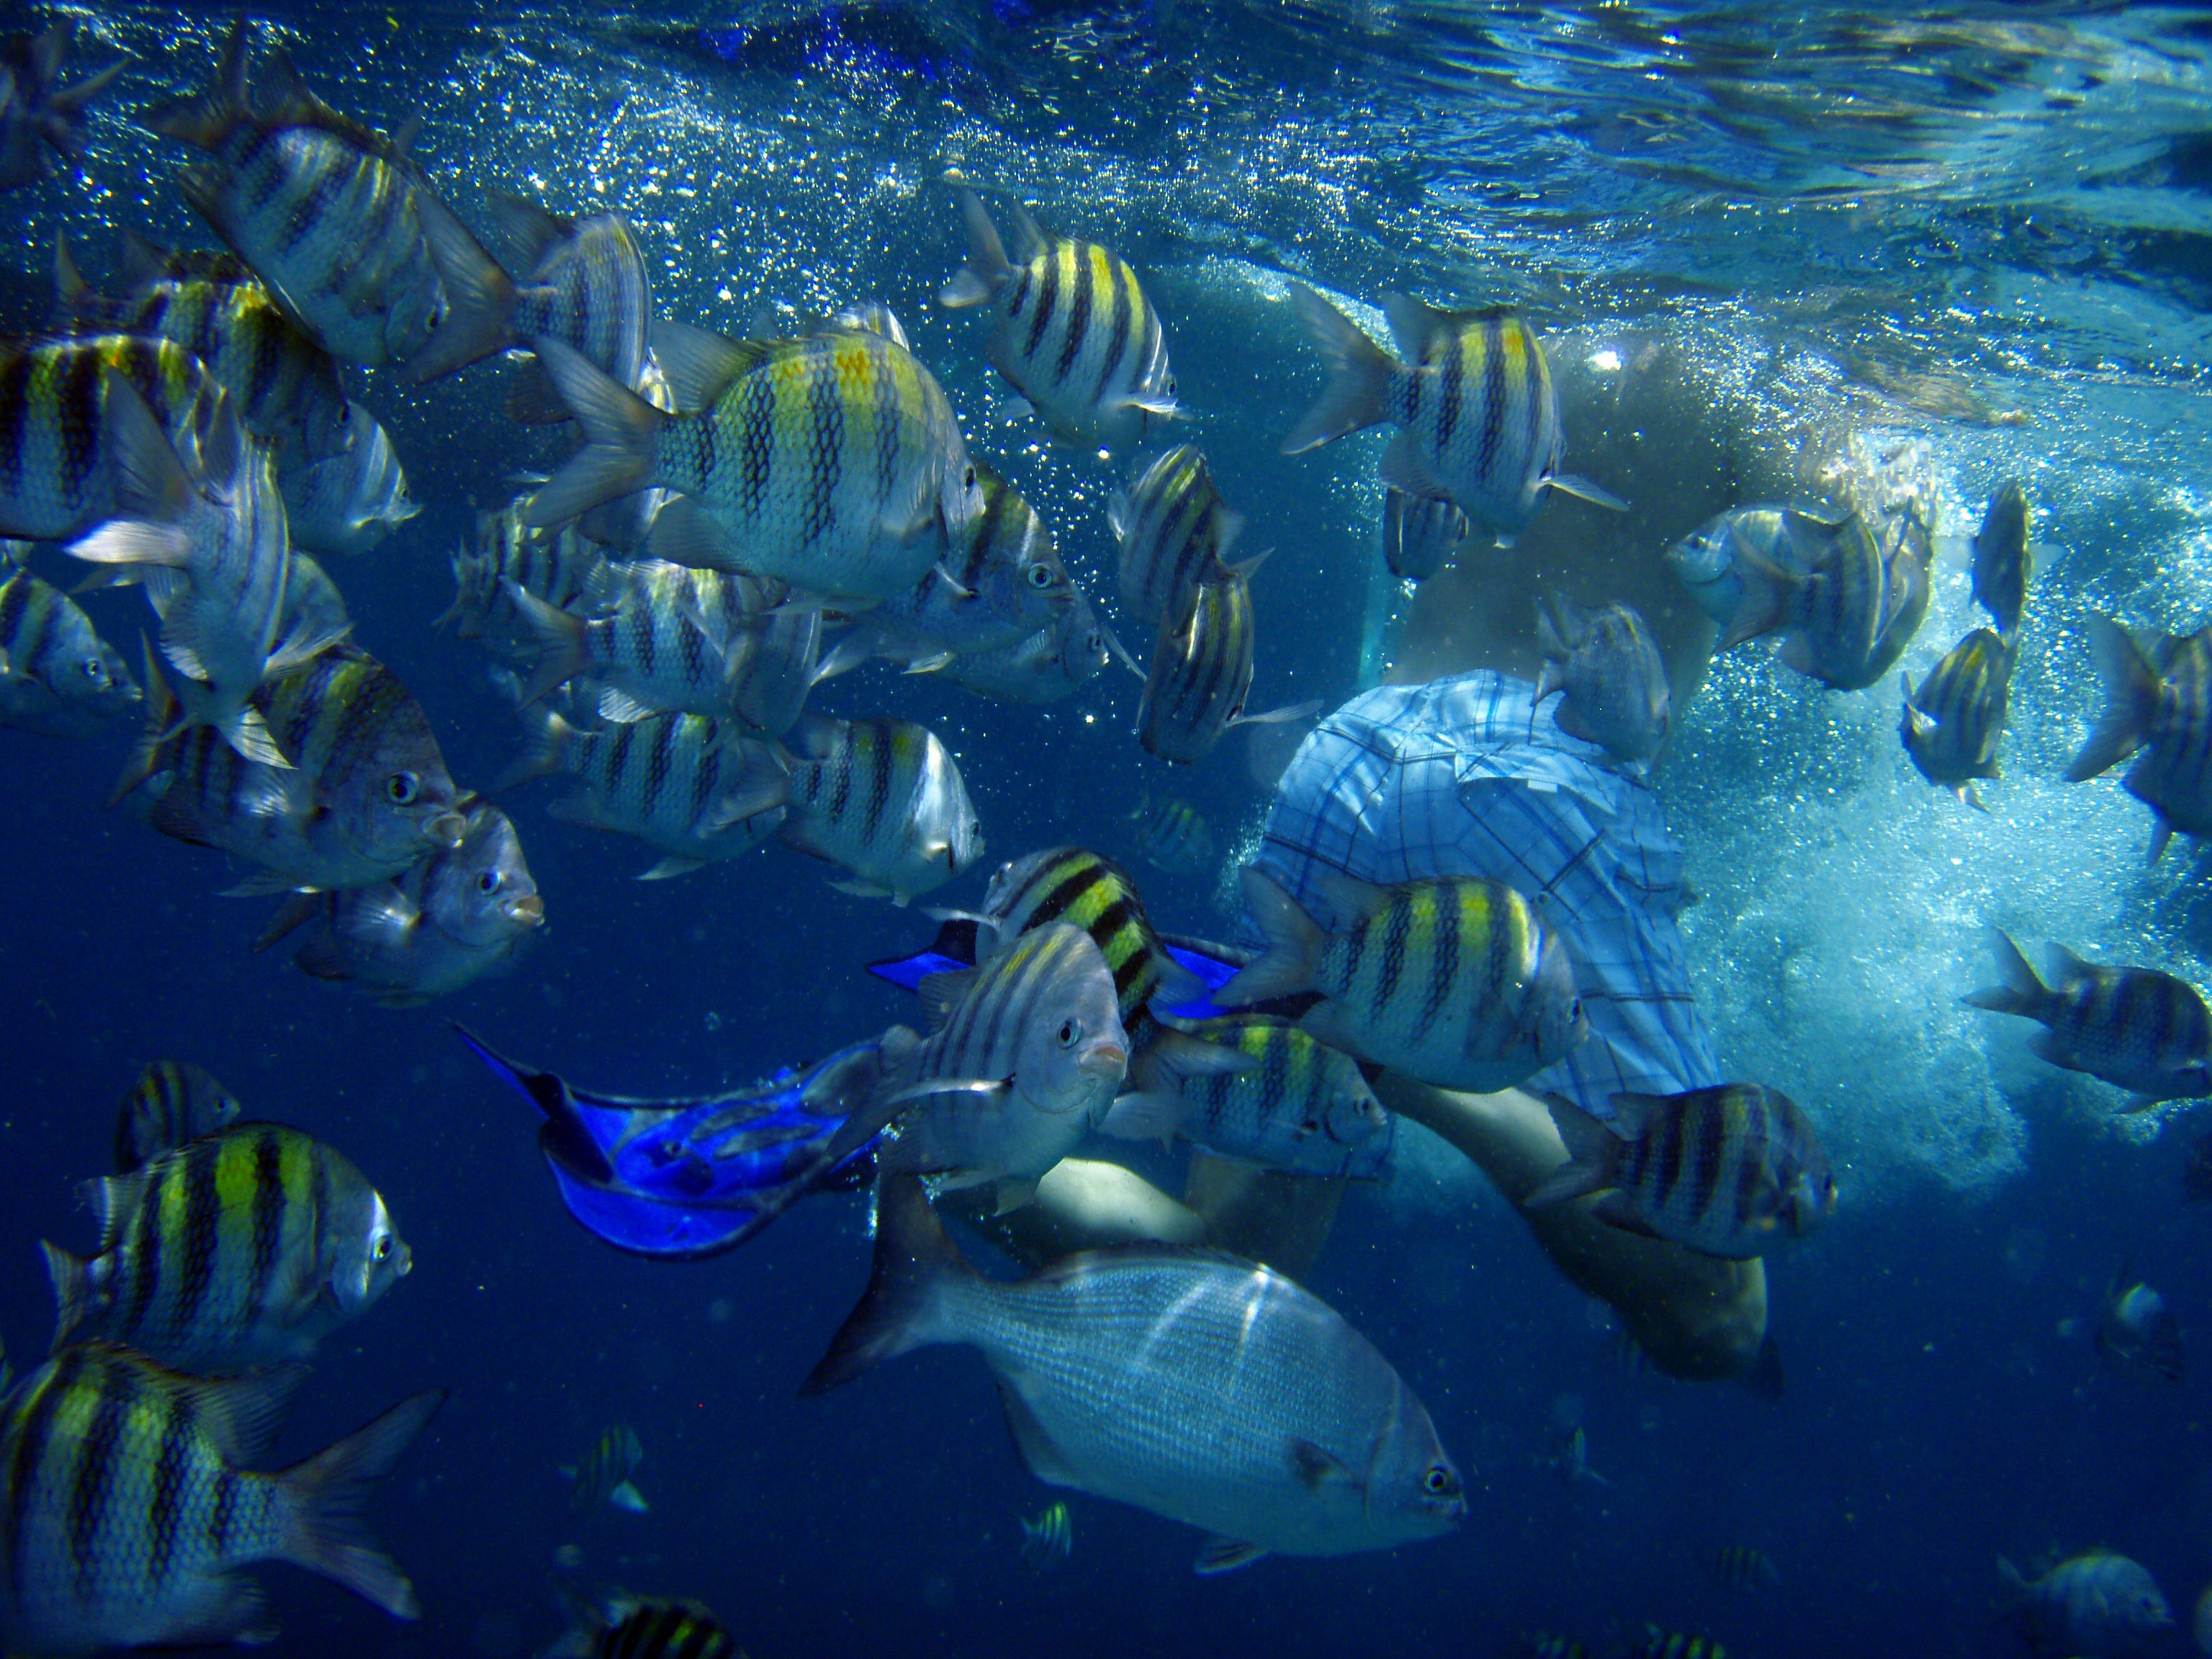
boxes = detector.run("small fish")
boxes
[872,921,1130,1210]
[1138,575,1316,765]
[1543,1425,1609,1489]
[1664,503,1801,637]
[142,23,492,367]
[941,589,1111,703]
[775,713,983,904]
[1020,1501,1073,1571]
[2098,1267,2185,1384]
[257,796,544,1004]
[113,1058,242,1173]
[940,188,1177,452]
[117,642,468,894]
[495,707,785,881]
[1382,487,1467,582]
[1224,867,1588,1094]
[1534,596,1670,763]
[442,505,621,652]
[526,323,984,608]
[0,22,126,192]
[1281,283,1622,545]
[567,1425,648,1513]
[42,1122,410,1374]
[2066,615,2212,860]
[1127,791,1215,876]
[804,1174,1465,1571]
[1105,1017,1393,1181]
[1515,1634,1591,1659]
[1527,1085,1837,1260]
[1964,929,2212,1107]
[544,1591,738,1659]
[1110,446,1254,634]
[1901,628,2012,808]
[0,565,138,737]
[1633,1628,1725,1659]
[1708,1543,1781,1589]
[1972,480,2032,639]
[1722,507,1914,691]
[276,400,420,557]
[2000,1549,2172,1657]
[0,1343,443,1652]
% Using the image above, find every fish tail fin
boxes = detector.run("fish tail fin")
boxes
[2065,614,2159,781]
[1521,1094,1622,1208]
[1280,282,1396,453]
[107,637,176,808]
[1961,927,2046,1017]
[1217,866,1326,1005]
[939,189,1012,309]
[274,1388,446,1620]
[403,211,517,382]
[40,1240,93,1352]
[139,19,251,149]
[521,341,661,528]
[799,1173,970,1395]
[492,706,577,791]
[506,583,590,706]
[1995,1556,2029,1610]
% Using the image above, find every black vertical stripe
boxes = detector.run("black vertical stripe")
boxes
[57,345,106,508]
[147,1387,197,1587]
[738,378,772,524]
[1373,895,1408,1019]
[801,343,842,549]
[5,1354,73,1606]
[1434,328,1465,459]
[1056,250,1093,384]
[1689,1092,1728,1228]
[207,1467,240,1557]
[66,1354,132,1598]
[1096,256,1133,391]
[246,1128,286,1331]
[0,350,33,498]
[1475,317,1507,484]
[1650,1098,1686,1213]
[122,1163,167,1338]
[170,1139,223,1339]
[1023,248,1061,364]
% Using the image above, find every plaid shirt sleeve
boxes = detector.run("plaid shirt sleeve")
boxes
[1249,670,1722,1115]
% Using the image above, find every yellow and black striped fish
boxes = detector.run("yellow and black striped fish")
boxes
[1121,1016,1393,1180]
[444,504,621,652]
[1971,479,2032,639]
[1635,1627,1725,1659]
[1708,1542,1781,1589]
[1126,791,1214,878]
[567,1424,647,1513]
[1901,626,2013,809]
[1382,487,1468,581]
[0,1341,443,1652]
[1137,575,1253,766]
[976,845,1209,1026]
[0,564,137,738]
[1282,284,1621,545]
[940,187,1177,454]
[775,714,982,904]
[1020,1501,1072,1570]
[114,1058,242,1173]
[551,1593,739,1659]
[1529,1084,1838,1260]
[1515,1633,1591,1659]
[1110,446,1255,635]
[41,1121,412,1375]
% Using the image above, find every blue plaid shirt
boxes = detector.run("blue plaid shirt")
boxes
[1249,670,1721,1114]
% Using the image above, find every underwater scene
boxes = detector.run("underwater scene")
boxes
[1,2,2211,1655]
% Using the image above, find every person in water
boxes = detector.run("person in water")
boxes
[957,331,1802,1382]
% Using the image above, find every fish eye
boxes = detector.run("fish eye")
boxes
[477,869,503,894]
[373,1233,392,1262]
[1026,562,1056,589]
[387,771,420,805]
[80,656,109,685]
[963,464,976,490]
[1424,1466,1454,1495]
[1057,1019,1079,1047]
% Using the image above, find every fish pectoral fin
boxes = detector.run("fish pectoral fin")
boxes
[1287,1437,1362,1494]
[1193,1536,1269,1575]
[994,1176,1040,1214]
[995,1378,1078,1485]
[1545,472,1628,511]
[608,1480,649,1513]
[830,878,895,900]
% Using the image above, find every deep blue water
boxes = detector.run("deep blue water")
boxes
[5,3,2212,1655]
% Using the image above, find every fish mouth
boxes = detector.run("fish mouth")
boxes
[424,811,469,848]
[506,894,546,925]
[1078,1041,1128,1079]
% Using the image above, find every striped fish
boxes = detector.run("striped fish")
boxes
[1534,596,1671,764]
[550,1594,738,1659]
[442,504,621,653]
[497,707,785,881]
[0,1342,442,1652]
[110,230,254,288]
[141,23,490,368]
[1708,1542,1781,1589]
[274,400,418,557]
[1020,1501,1072,1570]
[409,189,652,399]
[525,323,984,608]
[940,187,1177,453]
[1972,479,2032,639]
[2065,615,2212,860]
[40,1122,413,1373]
[260,796,544,1005]
[0,565,138,737]
[114,1060,242,1174]
[1110,446,1254,634]
[1900,627,2012,808]
[1722,508,1904,690]
[775,714,982,904]
[1225,867,1588,1094]
[1966,929,2212,1107]
[1382,487,1467,581]
[1281,284,1622,545]
[0,21,125,192]
[1663,503,1793,636]
[1635,1629,1726,1659]
[1138,575,1315,765]
[1529,1084,1837,1259]
[973,846,1215,1024]
[117,642,467,894]
[876,920,1130,1209]
[1127,791,1214,877]
[1109,1016,1394,1180]
[943,588,1110,704]
[567,1424,647,1513]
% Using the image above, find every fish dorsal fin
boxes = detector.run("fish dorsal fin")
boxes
[1380,292,1448,360]
[1315,868,1393,930]
[2046,941,2095,984]
[83,1169,151,1251]
[192,1362,314,1465]
[649,318,772,411]
[1603,1091,1671,1141]
[482,189,570,272]
[1194,1536,1269,1575]
[1003,199,1053,263]
[915,968,976,1031]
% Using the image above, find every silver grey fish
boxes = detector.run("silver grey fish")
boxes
[2064,615,2212,860]
[804,1174,1465,1571]
[1972,480,2031,639]
[1138,575,1316,765]
[942,590,1112,704]
[775,714,983,904]
[276,401,418,557]
[113,1060,243,1174]
[1998,1550,2172,1657]
[1534,596,1670,763]
[1964,928,2212,1108]
[1900,628,2011,809]
[566,1424,648,1513]
[1382,487,1467,582]
[0,565,138,737]
[1110,446,1254,634]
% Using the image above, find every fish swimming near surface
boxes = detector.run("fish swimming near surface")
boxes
[567,1425,648,1513]
[113,1058,243,1173]
[1224,867,1587,1094]
[2097,1267,2185,1385]
[543,1590,740,1659]
[1534,595,1671,764]
[1137,574,1317,765]
[803,1173,1466,1573]
[1110,445,1256,634]
[1382,487,1468,581]
[1964,929,2212,1109]
[773,713,983,904]
[1719,505,1924,691]
[0,564,138,738]
[2065,615,2212,860]
[1020,1501,1073,1571]
[1999,1548,2173,1658]
[1708,1542,1781,1589]
[939,187,1178,453]
[0,22,127,192]
[276,400,419,557]
[1527,1085,1837,1260]
[1280,282,1622,546]
[41,1121,411,1375]
[1900,627,2012,809]
[1127,791,1215,876]
[0,1342,444,1654]
[1971,479,2033,639]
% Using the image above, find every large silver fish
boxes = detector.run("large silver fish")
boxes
[804,1174,1465,1572]
[942,590,1112,704]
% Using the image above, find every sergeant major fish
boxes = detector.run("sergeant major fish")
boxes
[544,1591,737,1659]
[275,400,419,557]
[1020,1501,1072,1570]
[774,714,982,904]
[0,1344,444,1654]
[41,1122,410,1374]
[1138,575,1316,765]
[441,505,621,655]
[1383,487,1469,583]
[0,564,138,737]
[1900,627,2012,809]
[567,1424,647,1513]
[1999,1549,2172,1658]
[940,187,1178,453]
[1110,446,1257,634]
[1281,283,1622,545]
[804,1173,1465,1571]
[942,590,1111,704]
[1534,595,1670,764]
[1719,506,1918,691]
[1127,791,1215,876]
[1709,1544,1781,1590]
[1972,479,2033,639]
[113,1058,243,1173]
[1964,929,2212,1108]
[2065,615,2212,861]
